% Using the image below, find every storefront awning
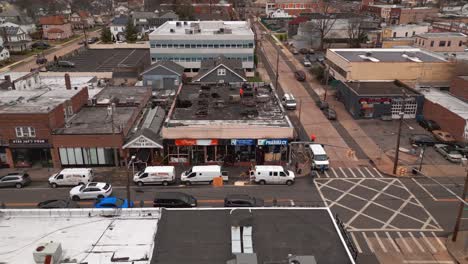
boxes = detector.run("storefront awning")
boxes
[123,129,163,149]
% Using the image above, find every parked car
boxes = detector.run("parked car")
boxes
[281,93,297,110]
[434,144,464,163]
[294,70,306,81]
[133,166,176,186]
[94,197,133,208]
[69,182,112,201]
[57,60,75,67]
[316,100,329,110]
[49,168,94,188]
[87,37,99,44]
[37,199,79,209]
[224,194,264,207]
[449,142,468,157]
[409,134,437,146]
[0,172,31,188]
[32,41,50,49]
[291,48,299,55]
[180,165,228,186]
[299,48,309,54]
[250,165,295,185]
[36,56,47,64]
[303,59,312,67]
[432,130,456,143]
[418,119,441,131]
[153,192,197,208]
[325,108,337,120]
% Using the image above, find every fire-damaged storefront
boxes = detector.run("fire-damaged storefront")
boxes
[164,138,289,165]
[335,80,424,119]
[8,138,53,168]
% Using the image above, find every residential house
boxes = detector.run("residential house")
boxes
[0,23,32,53]
[193,56,247,84]
[70,11,95,29]
[414,32,467,52]
[141,60,185,90]
[39,15,73,40]
[378,23,429,48]
[115,5,130,15]
[0,46,10,62]
[110,15,129,41]
[0,4,36,34]
[361,4,437,25]
[132,11,179,33]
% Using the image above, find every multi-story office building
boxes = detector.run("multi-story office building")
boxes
[149,21,255,75]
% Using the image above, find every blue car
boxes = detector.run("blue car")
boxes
[94,197,134,208]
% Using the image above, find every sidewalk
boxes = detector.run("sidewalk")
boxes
[446,232,468,264]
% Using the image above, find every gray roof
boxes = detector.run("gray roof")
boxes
[1,26,21,36]
[152,209,353,264]
[417,32,467,38]
[111,15,129,26]
[0,6,33,24]
[124,106,166,147]
[194,56,245,81]
[94,86,151,105]
[142,60,185,76]
[345,81,420,96]
[132,11,159,19]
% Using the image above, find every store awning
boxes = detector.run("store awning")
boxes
[123,129,163,149]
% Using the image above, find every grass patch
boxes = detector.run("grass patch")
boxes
[247,73,263,82]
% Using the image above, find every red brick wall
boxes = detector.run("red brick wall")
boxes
[399,8,437,24]
[450,76,468,101]
[0,113,54,142]
[423,100,466,141]
[71,87,89,113]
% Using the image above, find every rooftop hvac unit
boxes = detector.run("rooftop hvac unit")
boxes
[170,28,175,33]
[33,242,62,264]
[176,21,181,27]
[185,29,193,34]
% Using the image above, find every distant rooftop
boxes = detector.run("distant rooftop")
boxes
[93,86,151,105]
[417,32,467,38]
[346,81,419,96]
[150,21,253,37]
[418,88,468,119]
[152,208,354,264]
[330,48,447,63]
[167,83,291,127]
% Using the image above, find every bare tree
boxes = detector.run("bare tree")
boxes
[347,17,367,48]
[309,1,336,50]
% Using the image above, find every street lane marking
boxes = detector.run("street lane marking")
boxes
[331,168,339,178]
[324,170,331,178]
[365,167,375,178]
[431,232,446,250]
[356,168,366,177]
[350,232,363,253]
[289,200,295,206]
[397,231,413,253]
[362,232,374,253]
[373,168,384,178]
[339,167,347,178]
[412,178,437,201]
[386,232,401,252]
[383,196,412,229]
[327,179,366,208]
[374,232,387,253]
[348,168,357,178]
[313,181,329,207]
[409,232,425,252]
[316,172,321,178]
[403,261,454,264]
[420,232,437,253]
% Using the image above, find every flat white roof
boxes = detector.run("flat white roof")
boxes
[0,209,160,264]
[329,48,448,63]
[419,88,468,119]
[150,21,254,39]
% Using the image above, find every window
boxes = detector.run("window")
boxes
[15,127,35,138]
[67,105,73,116]
[150,44,155,48]
[151,57,156,62]
[412,31,415,36]
[217,68,226,76]
[422,40,424,46]
[156,44,161,48]
[214,44,219,48]
[439,41,446,47]
[162,44,167,48]
[430,41,434,47]
[405,32,408,37]
[459,41,463,47]
[448,41,451,47]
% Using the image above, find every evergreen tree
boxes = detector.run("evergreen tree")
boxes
[101,27,112,43]
[125,20,138,43]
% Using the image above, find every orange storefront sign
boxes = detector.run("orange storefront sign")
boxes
[175,139,218,146]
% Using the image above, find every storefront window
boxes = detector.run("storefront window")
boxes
[59,147,116,166]
[12,148,52,167]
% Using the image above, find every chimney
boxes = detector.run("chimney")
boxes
[4,74,14,90]
[65,73,71,90]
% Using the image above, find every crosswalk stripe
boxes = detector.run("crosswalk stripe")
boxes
[331,168,339,178]
[316,172,321,178]
[362,232,375,253]
[365,167,375,178]
[386,232,401,252]
[348,168,357,178]
[409,232,425,252]
[339,167,347,178]
[357,167,366,177]
[397,231,413,253]
[350,232,363,253]
[374,232,387,253]
[373,167,384,178]
[324,170,331,178]
[420,232,437,253]
[431,232,447,250]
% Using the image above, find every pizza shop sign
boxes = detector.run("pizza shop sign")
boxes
[10,139,48,144]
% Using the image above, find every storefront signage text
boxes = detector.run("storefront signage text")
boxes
[10,139,48,145]
[128,137,161,148]
[175,139,219,146]
[257,139,288,146]
[359,97,392,104]
[231,139,255,146]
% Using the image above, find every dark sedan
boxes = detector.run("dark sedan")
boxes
[418,119,441,131]
[409,134,437,146]
[37,199,79,209]
[224,194,264,207]
[153,192,197,208]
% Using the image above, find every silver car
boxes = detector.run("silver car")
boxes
[0,172,32,188]
[434,144,463,163]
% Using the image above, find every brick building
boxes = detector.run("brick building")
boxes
[450,76,468,101]
[414,32,467,52]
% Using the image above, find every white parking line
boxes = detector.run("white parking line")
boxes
[403,261,454,264]
[365,167,375,178]
[331,168,339,178]
[348,168,357,178]
[420,232,437,253]
[412,178,437,201]
[289,199,295,206]
[339,167,347,178]
[362,232,375,253]
[386,232,401,252]
[373,168,384,178]
[374,232,387,253]
[431,232,447,250]
[324,170,331,178]
[356,167,366,177]
[409,232,425,252]
[350,232,363,253]
[397,232,413,253]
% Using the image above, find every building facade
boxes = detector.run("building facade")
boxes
[450,76,468,101]
[149,21,255,74]
[39,16,73,40]
[382,24,429,39]
[414,32,467,52]
[265,0,322,16]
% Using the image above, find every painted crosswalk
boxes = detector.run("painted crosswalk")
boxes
[349,231,449,256]
[315,167,386,179]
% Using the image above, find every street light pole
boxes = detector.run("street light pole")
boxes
[452,160,468,242]
[392,93,407,175]
[275,48,279,89]
[127,155,135,207]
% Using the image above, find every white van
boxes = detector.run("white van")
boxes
[308,144,329,170]
[133,166,176,186]
[49,168,94,188]
[282,93,297,110]
[250,165,295,185]
[180,165,228,185]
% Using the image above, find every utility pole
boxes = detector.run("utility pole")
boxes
[298,99,302,122]
[275,48,280,89]
[392,91,407,175]
[127,155,135,207]
[110,103,119,167]
[452,160,468,242]
[418,146,426,172]
[324,65,329,101]
[82,22,89,48]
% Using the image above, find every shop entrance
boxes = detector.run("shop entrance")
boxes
[11,148,52,168]
[191,146,205,165]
